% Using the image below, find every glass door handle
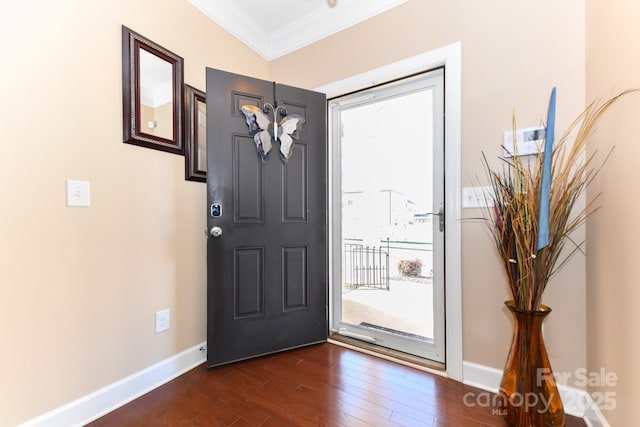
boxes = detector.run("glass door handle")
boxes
[425,204,445,232]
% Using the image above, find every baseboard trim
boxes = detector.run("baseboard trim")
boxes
[583,402,611,427]
[18,342,207,427]
[462,361,610,427]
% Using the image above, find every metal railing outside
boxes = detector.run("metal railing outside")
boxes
[343,243,390,290]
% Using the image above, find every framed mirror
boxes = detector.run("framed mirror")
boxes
[122,26,184,154]
[184,84,207,182]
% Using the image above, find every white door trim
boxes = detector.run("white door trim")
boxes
[317,41,463,381]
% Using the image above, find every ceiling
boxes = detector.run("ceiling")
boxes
[188,0,409,61]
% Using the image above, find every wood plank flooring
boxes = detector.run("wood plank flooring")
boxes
[87,343,587,426]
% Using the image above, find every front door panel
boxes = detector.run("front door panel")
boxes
[206,69,327,367]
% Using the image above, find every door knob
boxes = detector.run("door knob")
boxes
[210,226,223,238]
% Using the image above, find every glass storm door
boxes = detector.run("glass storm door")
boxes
[329,69,445,363]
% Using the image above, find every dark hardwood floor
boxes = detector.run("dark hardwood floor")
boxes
[87,343,586,426]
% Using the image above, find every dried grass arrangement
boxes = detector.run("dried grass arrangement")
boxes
[483,89,637,311]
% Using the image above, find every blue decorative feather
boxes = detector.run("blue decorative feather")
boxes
[537,87,556,251]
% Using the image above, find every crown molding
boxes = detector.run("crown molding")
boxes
[188,0,270,57]
[188,0,409,61]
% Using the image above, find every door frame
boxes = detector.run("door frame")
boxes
[316,41,462,381]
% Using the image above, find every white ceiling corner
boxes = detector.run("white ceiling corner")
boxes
[188,0,410,61]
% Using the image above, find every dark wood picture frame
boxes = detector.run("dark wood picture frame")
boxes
[122,26,184,155]
[184,84,207,182]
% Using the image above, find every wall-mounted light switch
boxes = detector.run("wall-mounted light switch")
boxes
[462,186,495,209]
[66,180,90,207]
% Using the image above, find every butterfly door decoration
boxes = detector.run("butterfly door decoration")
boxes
[240,104,305,163]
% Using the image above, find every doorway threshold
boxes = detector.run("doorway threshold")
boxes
[328,333,446,376]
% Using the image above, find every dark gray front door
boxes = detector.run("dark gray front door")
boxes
[206,68,327,367]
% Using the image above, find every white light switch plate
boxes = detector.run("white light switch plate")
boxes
[66,180,90,207]
[462,186,495,208]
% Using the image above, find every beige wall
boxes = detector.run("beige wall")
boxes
[0,1,267,425]
[272,0,587,385]
[586,1,640,424]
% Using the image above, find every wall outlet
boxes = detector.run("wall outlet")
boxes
[155,309,170,333]
[462,186,495,208]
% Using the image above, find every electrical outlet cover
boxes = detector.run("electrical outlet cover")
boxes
[155,309,170,333]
